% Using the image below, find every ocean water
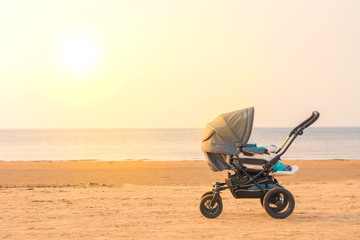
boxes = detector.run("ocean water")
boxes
[0,128,359,161]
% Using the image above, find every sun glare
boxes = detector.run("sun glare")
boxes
[55,31,103,79]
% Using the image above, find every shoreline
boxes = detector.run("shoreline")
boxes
[1,160,360,188]
[1,158,359,162]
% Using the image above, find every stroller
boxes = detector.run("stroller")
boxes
[199,107,319,219]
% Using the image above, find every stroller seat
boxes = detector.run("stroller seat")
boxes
[236,144,278,170]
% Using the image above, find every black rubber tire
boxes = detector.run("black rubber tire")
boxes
[200,191,222,202]
[199,195,223,219]
[262,192,288,211]
[263,188,295,219]
[200,191,214,199]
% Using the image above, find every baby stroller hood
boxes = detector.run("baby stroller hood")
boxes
[202,107,254,171]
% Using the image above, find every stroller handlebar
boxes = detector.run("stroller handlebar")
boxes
[289,111,320,137]
[275,111,320,157]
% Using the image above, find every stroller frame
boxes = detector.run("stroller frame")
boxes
[200,111,320,219]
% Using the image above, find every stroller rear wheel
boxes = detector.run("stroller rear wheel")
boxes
[199,195,223,218]
[261,193,288,211]
[263,188,295,219]
[260,188,287,210]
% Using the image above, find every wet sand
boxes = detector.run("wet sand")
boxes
[0,160,359,239]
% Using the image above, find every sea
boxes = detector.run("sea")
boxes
[0,127,359,161]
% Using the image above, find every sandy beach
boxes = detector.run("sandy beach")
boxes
[0,160,359,239]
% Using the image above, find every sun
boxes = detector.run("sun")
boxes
[55,30,103,78]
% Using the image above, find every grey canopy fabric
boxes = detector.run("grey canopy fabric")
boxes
[202,107,254,171]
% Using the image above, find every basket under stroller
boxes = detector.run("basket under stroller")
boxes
[199,107,320,219]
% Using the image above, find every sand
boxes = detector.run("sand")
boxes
[0,160,359,239]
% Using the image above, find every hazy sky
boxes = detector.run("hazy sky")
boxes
[1,0,359,128]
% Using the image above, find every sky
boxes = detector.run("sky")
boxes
[0,0,359,128]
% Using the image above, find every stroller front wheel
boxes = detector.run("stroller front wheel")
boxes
[263,188,295,219]
[199,195,223,218]
[200,191,222,202]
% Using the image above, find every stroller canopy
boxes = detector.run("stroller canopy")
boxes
[202,107,254,171]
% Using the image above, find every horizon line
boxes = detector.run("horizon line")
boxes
[0,126,359,130]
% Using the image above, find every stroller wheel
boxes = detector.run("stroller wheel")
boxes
[199,195,223,219]
[261,187,285,209]
[263,188,295,219]
[200,191,222,202]
[262,192,288,211]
